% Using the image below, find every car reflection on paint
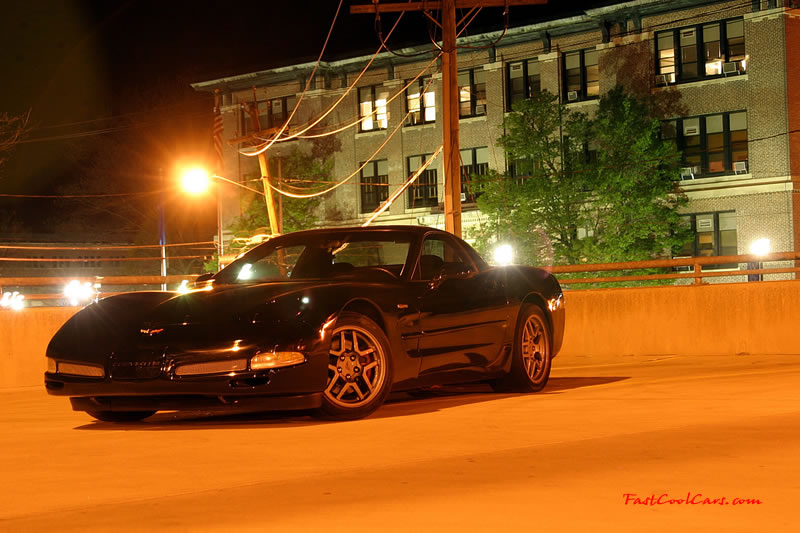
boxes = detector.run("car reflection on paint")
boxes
[45,226,564,422]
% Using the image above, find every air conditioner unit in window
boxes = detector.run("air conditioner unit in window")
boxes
[680,167,696,180]
[733,161,748,174]
[697,217,714,231]
[722,62,740,75]
[567,91,579,102]
[655,74,674,86]
[673,256,692,272]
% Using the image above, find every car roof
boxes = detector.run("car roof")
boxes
[280,225,454,239]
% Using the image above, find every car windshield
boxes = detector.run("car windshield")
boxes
[214,232,414,284]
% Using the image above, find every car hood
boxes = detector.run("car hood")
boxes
[47,280,343,363]
[146,280,325,325]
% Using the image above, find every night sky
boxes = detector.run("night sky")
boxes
[0,0,618,239]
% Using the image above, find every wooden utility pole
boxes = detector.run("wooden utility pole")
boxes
[351,0,547,238]
[238,100,281,236]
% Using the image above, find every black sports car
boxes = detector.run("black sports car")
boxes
[45,226,564,421]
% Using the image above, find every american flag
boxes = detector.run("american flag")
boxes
[213,89,224,173]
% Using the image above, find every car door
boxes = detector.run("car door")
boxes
[413,234,510,380]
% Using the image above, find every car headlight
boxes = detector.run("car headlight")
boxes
[250,351,306,370]
[53,361,105,378]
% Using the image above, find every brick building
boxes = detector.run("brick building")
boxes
[192,0,800,268]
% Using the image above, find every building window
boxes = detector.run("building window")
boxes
[665,112,748,178]
[676,211,738,269]
[407,154,438,208]
[507,155,541,185]
[359,85,389,132]
[268,96,297,129]
[655,18,746,85]
[360,160,389,213]
[458,69,486,118]
[563,49,599,102]
[506,59,541,110]
[460,147,489,203]
[405,77,435,126]
[240,96,297,135]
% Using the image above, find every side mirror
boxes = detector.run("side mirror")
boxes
[428,262,472,290]
[440,262,472,278]
[193,273,214,287]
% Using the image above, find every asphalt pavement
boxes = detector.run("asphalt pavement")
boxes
[1,354,798,532]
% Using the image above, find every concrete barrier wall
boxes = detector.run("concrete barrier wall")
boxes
[557,279,800,365]
[0,307,78,389]
[2,280,799,388]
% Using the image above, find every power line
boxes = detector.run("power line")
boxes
[0,190,162,199]
[0,241,215,251]
[6,0,763,147]
[240,0,346,158]
[0,255,209,263]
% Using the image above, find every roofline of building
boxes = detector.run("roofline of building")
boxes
[190,0,723,93]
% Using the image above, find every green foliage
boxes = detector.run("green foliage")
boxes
[476,87,692,270]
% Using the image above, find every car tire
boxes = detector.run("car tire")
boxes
[491,303,552,393]
[85,410,156,422]
[317,312,393,420]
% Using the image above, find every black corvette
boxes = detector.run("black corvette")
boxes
[45,226,564,421]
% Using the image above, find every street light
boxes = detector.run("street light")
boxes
[181,167,224,268]
[181,167,212,194]
[159,167,167,290]
[748,238,770,282]
[493,244,514,266]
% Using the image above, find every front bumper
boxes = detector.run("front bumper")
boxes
[45,349,328,414]
[69,392,323,413]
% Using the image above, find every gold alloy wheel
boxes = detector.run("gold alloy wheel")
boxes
[325,325,387,409]
[521,313,549,383]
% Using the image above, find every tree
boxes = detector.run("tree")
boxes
[0,111,29,173]
[475,90,598,265]
[476,87,690,267]
[580,87,690,263]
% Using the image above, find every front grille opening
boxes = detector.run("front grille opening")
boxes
[230,377,270,388]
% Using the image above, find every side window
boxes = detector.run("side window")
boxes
[235,244,306,282]
[416,236,473,280]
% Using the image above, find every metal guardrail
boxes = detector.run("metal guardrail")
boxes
[1,252,799,307]
[0,274,202,305]
[546,251,800,286]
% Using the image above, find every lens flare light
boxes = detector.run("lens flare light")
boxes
[749,238,770,257]
[64,280,96,306]
[493,244,514,266]
[181,168,211,195]
[1,291,24,311]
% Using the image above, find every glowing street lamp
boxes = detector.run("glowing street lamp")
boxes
[64,280,97,306]
[181,168,212,195]
[750,238,770,257]
[493,244,514,266]
[1,291,24,311]
[747,238,770,282]
[181,167,224,266]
